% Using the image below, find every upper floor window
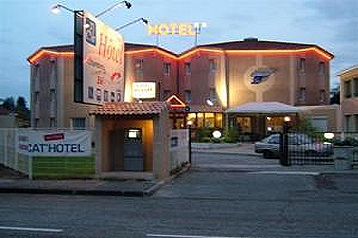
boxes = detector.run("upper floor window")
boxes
[298,87,306,102]
[344,81,352,98]
[50,89,56,103]
[50,118,57,128]
[319,62,325,75]
[209,88,217,103]
[163,63,172,76]
[34,91,40,104]
[134,59,143,71]
[184,63,191,75]
[184,90,191,103]
[34,118,39,128]
[209,59,216,73]
[354,78,358,97]
[319,89,325,103]
[163,90,171,100]
[299,58,306,73]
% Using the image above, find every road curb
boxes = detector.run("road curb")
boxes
[144,163,191,196]
[0,187,146,197]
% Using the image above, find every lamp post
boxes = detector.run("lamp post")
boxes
[95,1,131,18]
[115,17,149,31]
[187,121,193,164]
[51,4,76,14]
[193,22,207,46]
[280,116,291,166]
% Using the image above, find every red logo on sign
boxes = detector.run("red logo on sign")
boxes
[44,133,65,141]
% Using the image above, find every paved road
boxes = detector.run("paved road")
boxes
[1,152,358,238]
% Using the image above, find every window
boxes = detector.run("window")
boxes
[197,113,204,127]
[134,59,143,70]
[163,63,172,76]
[209,59,216,73]
[209,88,217,103]
[184,90,191,103]
[186,113,197,128]
[319,62,325,75]
[354,78,358,97]
[345,115,353,132]
[299,87,306,102]
[34,91,40,104]
[184,63,191,75]
[354,115,358,131]
[215,113,223,128]
[34,118,39,128]
[319,89,325,103]
[72,118,86,128]
[204,113,215,128]
[163,90,171,100]
[50,89,56,102]
[50,118,56,128]
[299,58,306,72]
[344,81,352,98]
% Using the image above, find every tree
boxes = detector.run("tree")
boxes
[1,97,15,111]
[15,97,30,121]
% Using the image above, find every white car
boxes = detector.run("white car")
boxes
[255,133,334,158]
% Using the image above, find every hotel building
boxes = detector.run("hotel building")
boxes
[28,38,335,137]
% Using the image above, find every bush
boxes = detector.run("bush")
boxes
[223,127,240,143]
[195,127,212,142]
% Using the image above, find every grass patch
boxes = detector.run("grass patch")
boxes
[32,155,95,179]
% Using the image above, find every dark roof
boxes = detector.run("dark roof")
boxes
[90,102,167,116]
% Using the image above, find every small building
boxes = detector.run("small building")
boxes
[338,65,358,132]
[90,102,170,180]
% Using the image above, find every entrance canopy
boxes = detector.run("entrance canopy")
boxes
[226,102,301,114]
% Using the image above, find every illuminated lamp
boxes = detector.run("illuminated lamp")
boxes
[206,99,214,106]
[284,116,291,122]
[324,133,334,140]
[212,130,222,139]
[51,4,75,14]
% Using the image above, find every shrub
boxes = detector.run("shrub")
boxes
[223,127,240,143]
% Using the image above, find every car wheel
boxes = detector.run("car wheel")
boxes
[263,150,272,158]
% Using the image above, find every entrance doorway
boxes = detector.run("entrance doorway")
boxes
[123,129,144,171]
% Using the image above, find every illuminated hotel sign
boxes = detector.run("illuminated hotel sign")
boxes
[74,11,124,105]
[147,23,197,36]
[133,82,156,99]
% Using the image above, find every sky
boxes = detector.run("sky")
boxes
[0,0,358,104]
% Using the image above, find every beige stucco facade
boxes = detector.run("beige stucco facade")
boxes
[339,65,358,132]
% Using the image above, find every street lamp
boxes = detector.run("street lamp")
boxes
[51,4,76,14]
[115,17,149,31]
[193,22,207,46]
[95,1,132,18]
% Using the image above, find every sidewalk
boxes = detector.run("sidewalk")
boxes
[0,164,190,197]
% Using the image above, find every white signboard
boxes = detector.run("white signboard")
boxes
[133,82,156,99]
[17,130,92,157]
[83,11,124,104]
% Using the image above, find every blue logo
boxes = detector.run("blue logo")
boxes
[250,68,276,84]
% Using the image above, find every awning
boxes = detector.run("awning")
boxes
[226,102,301,114]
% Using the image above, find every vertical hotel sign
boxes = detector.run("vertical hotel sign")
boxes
[74,11,124,105]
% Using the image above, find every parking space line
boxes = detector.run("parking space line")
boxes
[0,226,63,233]
[146,234,256,238]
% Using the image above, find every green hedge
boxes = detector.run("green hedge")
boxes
[32,155,95,179]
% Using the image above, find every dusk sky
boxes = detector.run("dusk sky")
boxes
[1,0,357,103]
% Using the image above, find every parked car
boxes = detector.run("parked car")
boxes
[254,133,334,158]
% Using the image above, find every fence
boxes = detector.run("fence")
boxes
[0,129,31,176]
[0,128,95,179]
[280,131,358,167]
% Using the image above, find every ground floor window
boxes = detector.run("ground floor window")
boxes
[170,112,223,129]
[71,118,86,128]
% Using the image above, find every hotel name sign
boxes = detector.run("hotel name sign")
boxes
[148,23,197,36]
